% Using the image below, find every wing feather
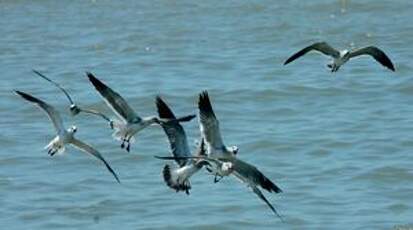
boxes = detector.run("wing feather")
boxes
[232,165,283,219]
[156,96,191,166]
[71,138,120,183]
[284,42,340,65]
[15,90,65,134]
[32,70,75,105]
[198,91,225,151]
[87,72,141,123]
[349,46,395,71]
[233,158,282,193]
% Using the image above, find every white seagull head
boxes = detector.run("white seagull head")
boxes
[229,145,239,155]
[68,125,77,134]
[69,104,81,116]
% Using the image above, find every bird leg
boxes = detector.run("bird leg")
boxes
[126,135,132,152]
[120,138,126,149]
[49,149,57,156]
[214,174,223,183]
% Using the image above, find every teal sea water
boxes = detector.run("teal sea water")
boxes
[1,1,413,229]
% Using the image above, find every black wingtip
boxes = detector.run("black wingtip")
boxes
[199,90,209,102]
[32,69,42,75]
[114,173,121,184]
[100,158,121,184]
[388,63,396,72]
[259,172,282,193]
[14,90,24,97]
[86,72,101,85]
[86,72,98,82]
[267,179,283,194]
[176,114,196,122]
[198,90,216,117]
[32,69,49,81]
[111,167,121,184]
[252,186,284,221]
[87,72,108,93]
[14,90,38,103]
[155,96,176,119]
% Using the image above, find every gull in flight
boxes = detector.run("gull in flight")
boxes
[154,96,207,195]
[87,72,194,152]
[32,70,113,128]
[154,92,283,218]
[198,91,238,182]
[284,42,395,72]
[157,154,284,218]
[15,90,120,183]
[196,91,283,218]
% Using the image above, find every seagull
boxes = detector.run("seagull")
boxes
[14,90,120,183]
[87,73,194,152]
[283,42,395,72]
[156,152,283,218]
[154,96,208,195]
[198,91,238,182]
[32,70,113,127]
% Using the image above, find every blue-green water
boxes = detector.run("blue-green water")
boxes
[1,1,413,229]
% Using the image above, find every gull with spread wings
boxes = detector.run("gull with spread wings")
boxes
[32,70,113,127]
[154,96,206,195]
[198,91,238,182]
[199,91,283,218]
[15,90,120,183]
[284,42,395,72]
[87,72,161,152]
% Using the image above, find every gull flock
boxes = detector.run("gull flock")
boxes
[15,42,395,220]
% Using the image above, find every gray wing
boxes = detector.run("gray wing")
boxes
[250,185,283,220]
[79,108,112,123]
[232,158,282,193]
[71,138,120,183]
[15,90,65,134]
[232,159,282,219]
[32,70,75,105]
[156,96,192,167]
[349,46,395,71]
[284,42,340,65]
[198,91,225,152]
[87,72,141,123]
[33,70,113,121]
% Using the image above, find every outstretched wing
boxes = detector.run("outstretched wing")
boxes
[79,108,112,123]
[250,185,283,220]
[349,46,395,71]
[34,70,112,122]
[32,70,75,105]
[284,42,340,65]
[71,138,120,183]
[156,96,192,167]
[87,72,141,123]
[15,90,65,134]
[232,159,282,219]
[232,158,282,193]
[198,91,226,153]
